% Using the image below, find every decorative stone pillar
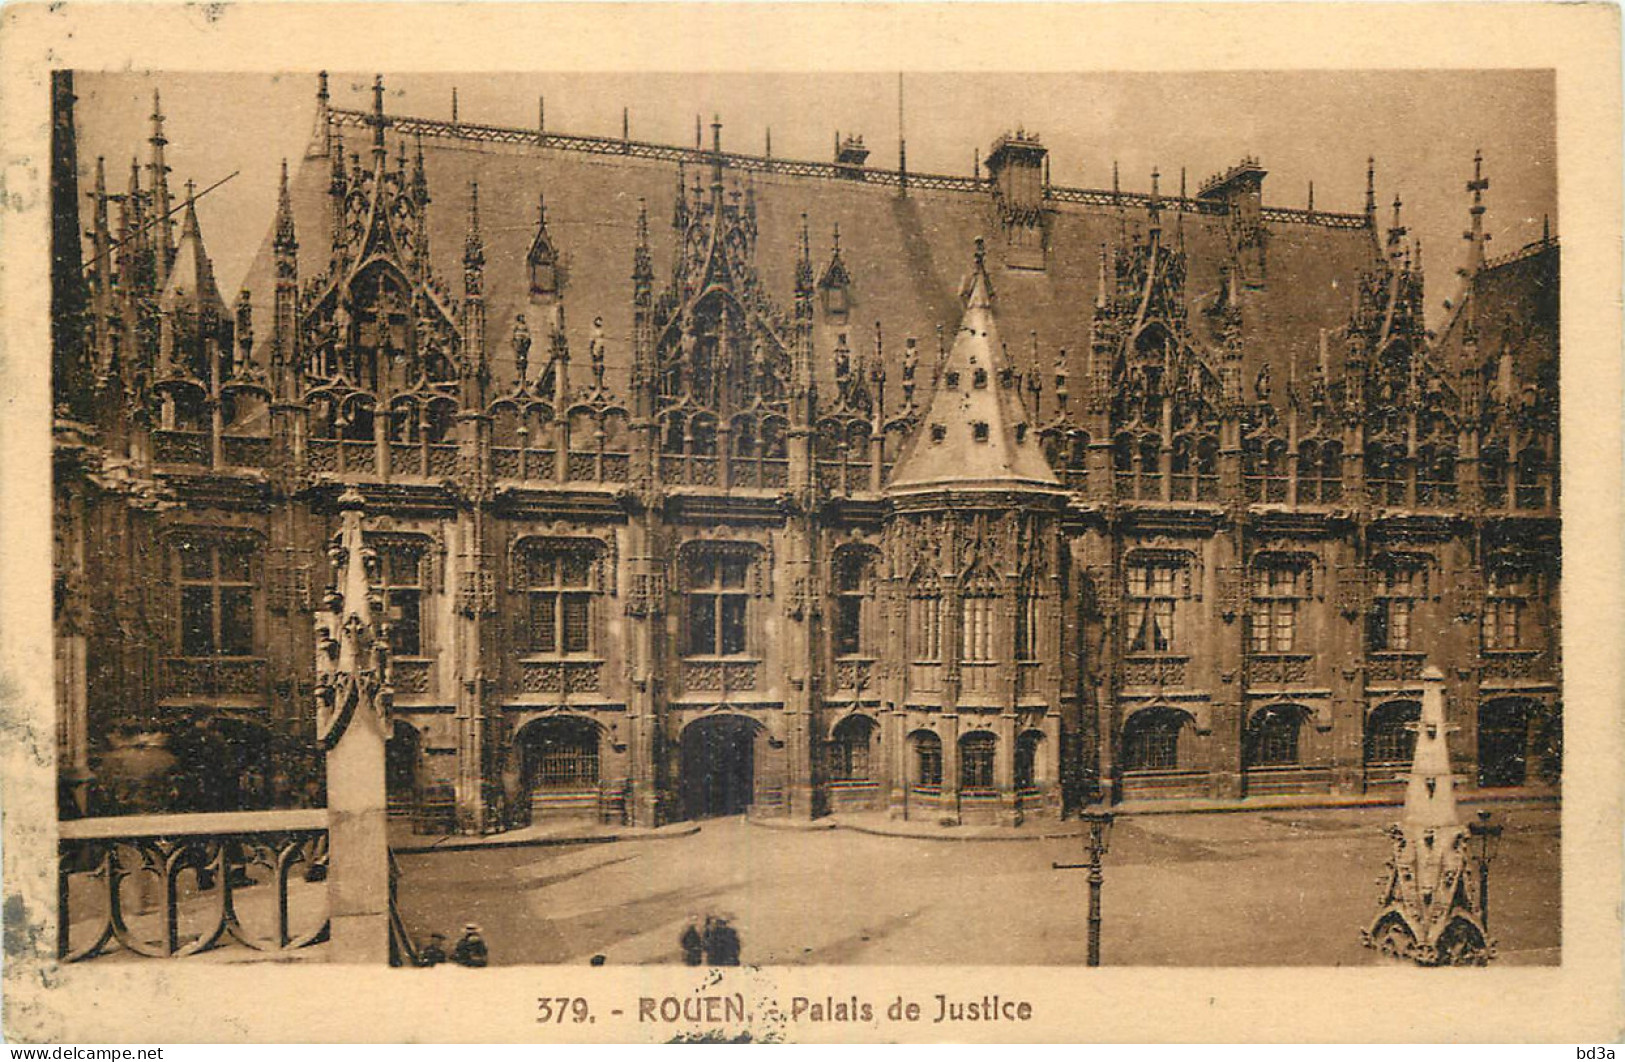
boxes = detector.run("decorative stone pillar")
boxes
[313,488,393,964]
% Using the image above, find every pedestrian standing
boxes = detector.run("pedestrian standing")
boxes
[680,917,704,965]
[704,915,741,966]
[453,923,489,967]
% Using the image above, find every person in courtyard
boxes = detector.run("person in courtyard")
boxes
[704,915,741,966]
[680,917,705,965]
[453,923,489,967]
[417,932,447,967]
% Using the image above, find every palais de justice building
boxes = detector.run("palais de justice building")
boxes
[52,75,1561,832]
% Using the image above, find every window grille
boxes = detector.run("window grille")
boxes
[1122,711,1184,771]
[1245,708,1302,768]
[960,733,996,791]
[1365,702,1420,765]
[915,733,943,787]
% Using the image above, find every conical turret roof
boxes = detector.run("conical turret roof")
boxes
[160,194,227,319]
[888,247,1061,496]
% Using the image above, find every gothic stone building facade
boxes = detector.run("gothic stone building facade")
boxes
[52,75,1561,832]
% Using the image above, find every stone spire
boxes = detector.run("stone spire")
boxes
[1464,149,1491,275]
[161,185,226,321]
[148,89,177,287]
[888,240,1061,495]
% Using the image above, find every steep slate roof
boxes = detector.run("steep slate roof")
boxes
[889,250,1062,495]
[241,104,1382,414]
[162,195,227,318]
[1434,238,1559,385]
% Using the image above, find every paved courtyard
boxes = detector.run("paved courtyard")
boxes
[394,803,1559,967]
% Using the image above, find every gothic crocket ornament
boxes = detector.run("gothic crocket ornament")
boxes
[314,488,394,749]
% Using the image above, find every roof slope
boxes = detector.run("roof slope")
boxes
[888,249,1061,495]
[240,110,1380,413]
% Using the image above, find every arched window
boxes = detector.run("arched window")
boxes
[1196,434,1221,501]
[1483,562,1535,651]
[1244,706,1304,768]
[1250,555,1311,654]
[960,732,996,792]
[1170,435,1196,501]
[908,571,943,664]
[1478,698,1531,788]
[682,546,757,657]
[1244,435,1288,503]
[912,731,943,788]
[1137,433,1164,499]
[175,536,257,657]
[1014,569,1042,662]
[1298,439,1343,503]
[831,547,878,658]
[1365,440,1408,506]
[1368,554,1428,653]
[1365,701,1420,765]
[1125,553,1188,654]
[520,717,600,791]
[828,715,876,782]
[371,541,425,656]
[1480,443,1510,508]
[1516,445,1549,509]
[1121,708,1188,771]
[519,540,603,656]
[960,565,1000,664]
[1015,731,1044,790]
[1416,444,1458,506]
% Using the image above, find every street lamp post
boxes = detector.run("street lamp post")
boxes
[1467,809,1503,929]
[1053,808,1116,966]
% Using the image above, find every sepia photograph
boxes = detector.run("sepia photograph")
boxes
[4,1,1622,1045]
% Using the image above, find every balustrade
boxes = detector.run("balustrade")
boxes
[58,809,329,962]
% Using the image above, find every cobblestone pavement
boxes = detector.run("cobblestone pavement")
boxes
[393,804,1559,967]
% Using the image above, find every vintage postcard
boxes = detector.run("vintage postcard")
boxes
[2,1,1621,1045]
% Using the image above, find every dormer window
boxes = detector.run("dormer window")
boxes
[973,368,989,389]
[973,422,990,443]
[1015,424,1028,444]
[945,372,961,390]
[930,424,947,444]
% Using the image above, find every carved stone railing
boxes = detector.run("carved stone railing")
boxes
[1367,652,1427,683]
[491,446,557,480]
[518,659,604,694]
[391,658,434,696]
[1480,649,1546,681]
[682,659,760,694]
[1121,655,1189,688]
[160,657,268,698]
[1248,653,1314,687]
[305,438,378,475]
[58,809,329,962]
[221,435,270,469]
[152,429,209,467]
[832,658,875,692]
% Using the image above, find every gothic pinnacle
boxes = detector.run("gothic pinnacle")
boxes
[275,159,297,251]
[370,74,387,157]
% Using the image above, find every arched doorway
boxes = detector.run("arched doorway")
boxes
[681,715,760,819]
[1478,698,1530,788]
[518,716,602,819]
[386,721,420,819]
